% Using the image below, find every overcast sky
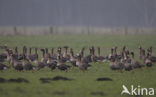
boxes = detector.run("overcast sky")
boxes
[0,0,155,27]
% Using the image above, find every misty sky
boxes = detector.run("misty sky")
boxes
[0,0,156,27]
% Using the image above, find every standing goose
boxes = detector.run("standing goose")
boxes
[90,46,98,62]
[34,54,46,70]
[14,46,19,60]
[33,48,39,61]
[109,56,124,72]
[50,48,57,60]
[27,47,38,62]
[108,48,114,60]
[40,48,47,63]
[45,48,49,61]
[22,54,34,71]
[47,54,57,71]
[76,54,89,72]
[79,47,85,57]
[10,54,23,71]
[27,47,33,61]
[57,47,67,63]
[63,46,70,61]
[57,55,70,71]
[81,47,92,64]
[147,47,156,62]
[69,48,77,66]
[130,52,143,68]
[145,53,153,67]
[123,55,132,71]
[96,47,106,62]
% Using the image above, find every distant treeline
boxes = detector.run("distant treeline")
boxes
[0,27,156,35]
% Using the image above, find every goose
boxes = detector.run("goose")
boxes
[40,48,47,63]
[109,56,123,72]
[57,47,67,63]
[10,54,23,71]
[33,48,39,61]
[138,46,142,59]
[5,49,12,64]
[63,46,70,61]
[0,46,8,62]
[79,47,85,57]
[0,62,9,71]
[69,48,77,66]
[57,55,70,71]
[76,47,91,65]
[16,46,25,60]
[147,47,156,62]
[0,52,7,62]
[76,54,89,72]
[34,54,46,70]
[50,48,57,60]
[47,54,57,71]
[130,52,143,68]
[144,53,153,67]
[22,54,35,71]
[123,55,132,71]
[90,46,98,62]
[27,47,37,62]
[96,47,107,62]
[45,48,49,60]
[108,48,114,60]
[13,46,19,60]
[140,49,146,62]
[114,46,122,60]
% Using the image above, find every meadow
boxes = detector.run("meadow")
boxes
[0,34,156,97]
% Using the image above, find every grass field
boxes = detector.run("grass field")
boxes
[0,34,156,97]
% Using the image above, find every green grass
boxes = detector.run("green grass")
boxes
[0,34,156,97]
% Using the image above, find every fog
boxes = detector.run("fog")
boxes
[0,0,156,27]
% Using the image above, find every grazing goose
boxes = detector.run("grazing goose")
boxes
[57,55,70,71]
